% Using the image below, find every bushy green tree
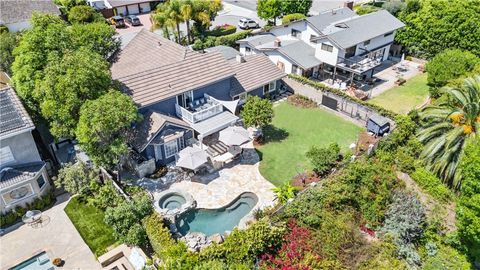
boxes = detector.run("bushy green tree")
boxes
[76,91,139,168]
[68,5,104,24]
[306,143,340,176]
[240,96,273,128]
[37,48,111,138]
[425,49,479,97]
[0,32,18,74]
[396,0,480,58]
[55,161,96,195]
[382,0,406,16]
[281,13,306,24]
[280,0,312,15]
[104,195,153,246]
[257,0,281,25]
[69,22,120,60]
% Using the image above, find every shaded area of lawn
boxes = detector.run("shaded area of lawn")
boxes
[257,103,363,186]
[369,73,429,114]
[64,196,117,257]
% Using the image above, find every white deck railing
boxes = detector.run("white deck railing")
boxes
[175,94,223,124]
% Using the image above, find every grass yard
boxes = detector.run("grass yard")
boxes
[64,196,117,257]
[257,102,363,186]
[369,73,429,114]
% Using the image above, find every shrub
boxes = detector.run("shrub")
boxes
[0,24,8,33]
[306,143,340,176]
[410,168,454,203]
[205,24,236,37]
[422,244,471,270]
[355,4,380,15]
[240,95,273,128]
[281,13,306,24]
[272,183,297,204]
[90,181,123,210]
[199,219,286,266]
[214,30,252,47]
[68,5,104,24]
[55,161,96,196]
[358,238,409,270]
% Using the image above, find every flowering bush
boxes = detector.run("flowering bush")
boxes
[261,220,321,269]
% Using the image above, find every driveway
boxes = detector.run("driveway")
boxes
[0,194,101,270]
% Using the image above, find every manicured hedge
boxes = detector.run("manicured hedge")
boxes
[282,13,306,24]
[288,74,399,119]
[193,30,252,51]
[205,24,236,37]
[0,191,55,228]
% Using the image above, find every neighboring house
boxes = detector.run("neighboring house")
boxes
[112,30,285,166]
[88,0,161,16]
[0,87,50,213]
[0,0,60,32]
[237,7,405,84]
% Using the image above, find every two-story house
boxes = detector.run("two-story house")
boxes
[0,86,50,213]
[112,30,285,166]
[237,7,405,85]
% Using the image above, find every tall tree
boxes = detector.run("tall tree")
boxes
[76,91,139,168]
[0,32,18,74]
[417,76,480,188]
[67,5,104,24]
[241,96,274,128]
[180,0,193,44]
[280,0,312,15]
[257,0,281,25]
[167,0,184,43]
[37,48,111,138]
[151,8,174,40]
[70,22,120,59]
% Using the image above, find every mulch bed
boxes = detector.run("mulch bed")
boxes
[291,172,321,190]
[287,94,317,108]
[356,132,381,155]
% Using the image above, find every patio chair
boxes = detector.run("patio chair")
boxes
[194,100,200,107]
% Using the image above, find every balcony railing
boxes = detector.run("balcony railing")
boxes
[337,55,382,74]
[175,94,223,124]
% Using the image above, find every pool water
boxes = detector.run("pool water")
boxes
[176,192,258,236]
[9,252,54,270]
[158,193,187,210]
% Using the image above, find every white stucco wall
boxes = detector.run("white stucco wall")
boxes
[265,51,295,74]
[354,31,397,60]
[0,131,41,167]
[314,39,340,66]
[239,44,261,56]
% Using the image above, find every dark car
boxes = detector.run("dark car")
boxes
[125,15,141,26]
[110,16,126,28]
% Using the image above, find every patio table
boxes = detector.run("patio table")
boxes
[22,210,42,226]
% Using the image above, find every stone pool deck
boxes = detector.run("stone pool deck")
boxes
[149,142,276,214]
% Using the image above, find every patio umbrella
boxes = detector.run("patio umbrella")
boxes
[219,126,250,146]
[176,146,208,171]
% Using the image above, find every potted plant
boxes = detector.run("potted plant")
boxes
[52,258,63,267]
[395,76,406,86]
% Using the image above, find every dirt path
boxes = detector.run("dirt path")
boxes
[396,171,457,233]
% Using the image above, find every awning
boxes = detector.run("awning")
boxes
[192,111,239,137]
[176,146,208,171]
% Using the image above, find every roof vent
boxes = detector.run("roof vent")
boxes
[335,23,349,28]
[236,54,245,63]
[157,42,162,48]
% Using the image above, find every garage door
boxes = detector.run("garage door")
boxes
[116,6,127,16]
[139,3,150,13]
[127,4,140,14]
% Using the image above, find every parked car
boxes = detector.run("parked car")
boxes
[238,18,259,29]
[125,15,141,26]
[110,16,126,28]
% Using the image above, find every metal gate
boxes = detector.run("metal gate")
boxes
[321,95,338,110]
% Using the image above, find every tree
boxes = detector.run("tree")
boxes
[280,0,312,16]
[36,48,111,138]
[396,0,480,58]
[104,195,153,246]
[417,76,480,189]
[272,183,297,204]
[151,8,174,40]
[68,5,104,24]
[0,32,17,74]
[382,0,406,17]
[180,0,194,44]
[306,143,340,176]
[76,91,139,169]
[425,49,479,97]
[240,96,274,128]
[54,0,86,12]
[257,0,281,25]
[55,161,96,195]
[281,13,306,24]
[70,22,120,61]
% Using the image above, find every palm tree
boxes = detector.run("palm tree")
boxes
[180,0,193,44]
[151,5,173,40]
[417,76,480,189]
[167,0,184,43]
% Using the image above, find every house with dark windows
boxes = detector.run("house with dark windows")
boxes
[237,7,405,85]
[0,87,50,213]
[112,30,285,167]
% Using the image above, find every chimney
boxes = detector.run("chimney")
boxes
[344,1,354,10]
[274,38,281,47]
[236,54,245,63]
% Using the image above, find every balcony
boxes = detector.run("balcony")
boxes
[175,94,223,124]
[336,55,382,74]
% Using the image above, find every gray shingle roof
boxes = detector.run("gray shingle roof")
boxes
[306,7,356,32]
[0,87,34,138]
[230,54,286,97]
[0,0,60,25]
[132,110,189,151]
[323,10,405,49]
[0,162,45,189]
[236,33,276,47]
[205,45,240,60]
[278,40,322,69]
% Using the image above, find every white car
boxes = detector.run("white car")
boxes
[238,18,259,29]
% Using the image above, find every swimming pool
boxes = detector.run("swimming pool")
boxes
[9,252,54,270]
[175,192,258,236]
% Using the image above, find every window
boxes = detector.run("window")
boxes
[363,40,370,46]
[1,184,34,205]
[176,91,193,108]
[164,140,178,158]
[245,46,251,52]
[0,146,14,165]
[263,81,276,95]
[154,144,163,161]
[36,175,46,189]
[292,64,299,74]
[321,43,333,52]
[291,29,301,38]
[345,45,357,58]
[384,31,393,37]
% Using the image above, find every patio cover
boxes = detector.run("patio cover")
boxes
[219,126,250,146]
[216,99,239,114]
[176,146,208,170]
[192,111,239,137]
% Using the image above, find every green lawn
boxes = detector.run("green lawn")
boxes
[369,73,430,114]
[257,103,363,186]
[64,196,117,257]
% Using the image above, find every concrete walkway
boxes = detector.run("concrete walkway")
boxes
[0,194,101,270]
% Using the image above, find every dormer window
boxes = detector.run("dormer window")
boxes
[291,29,301,38]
